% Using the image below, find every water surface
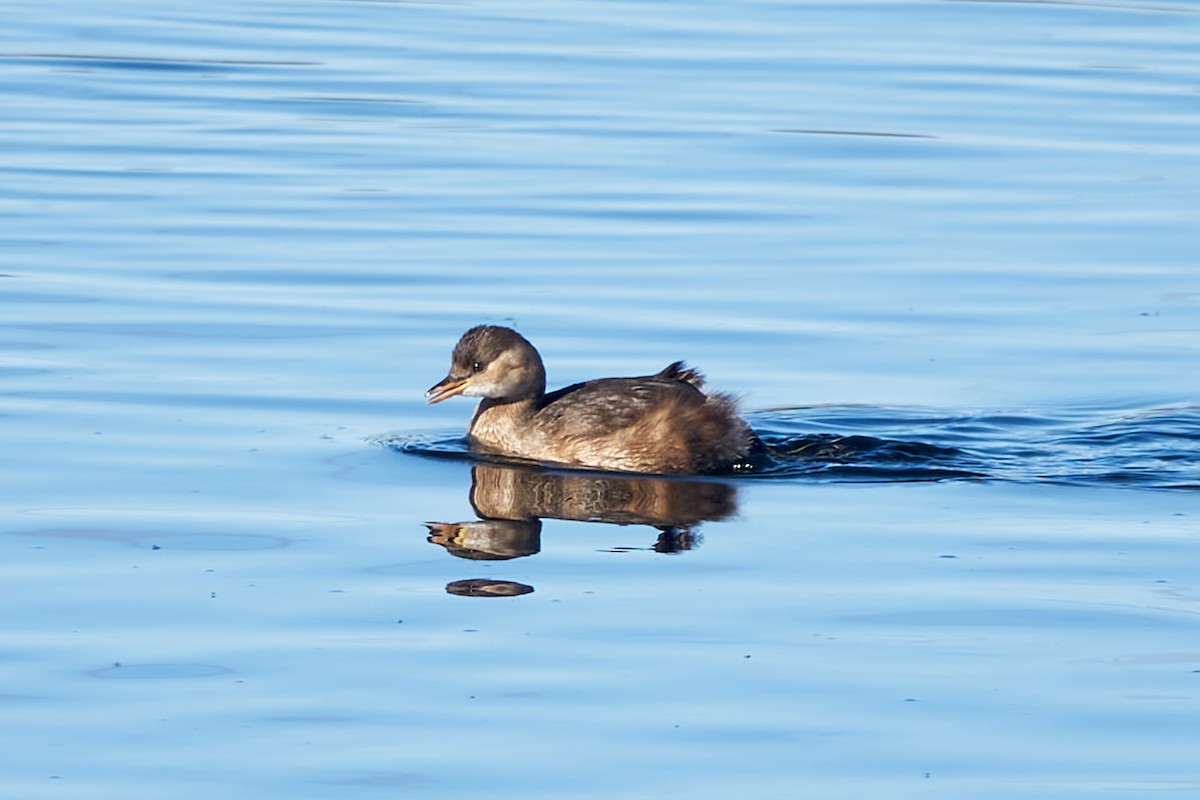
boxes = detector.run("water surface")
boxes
[2,0,1199,797]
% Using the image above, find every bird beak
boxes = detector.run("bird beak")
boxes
[425,375,470,404]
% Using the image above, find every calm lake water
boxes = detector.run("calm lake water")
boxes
[3,0,1199,797]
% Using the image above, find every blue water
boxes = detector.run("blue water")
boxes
[3,0,1199,797]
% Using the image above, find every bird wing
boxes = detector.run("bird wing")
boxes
[536,375,707,433]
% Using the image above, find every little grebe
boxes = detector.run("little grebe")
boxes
[426,325,754,474]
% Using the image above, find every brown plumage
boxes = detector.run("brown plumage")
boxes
[426,325,753,474]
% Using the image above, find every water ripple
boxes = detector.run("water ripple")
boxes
[387,404,1200,489]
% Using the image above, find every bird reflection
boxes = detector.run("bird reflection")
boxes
[426,462,739,596]
[426,519,542,560]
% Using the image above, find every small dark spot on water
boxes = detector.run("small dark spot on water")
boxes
[447,579,534,597]
[90,662,230,679]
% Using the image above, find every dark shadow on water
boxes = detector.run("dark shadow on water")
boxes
[743,404,1200,490]
[744,431,987,482]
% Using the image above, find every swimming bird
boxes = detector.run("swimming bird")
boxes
[426,325,753,474]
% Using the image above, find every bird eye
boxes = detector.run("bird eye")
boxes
[472,361,483,373]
